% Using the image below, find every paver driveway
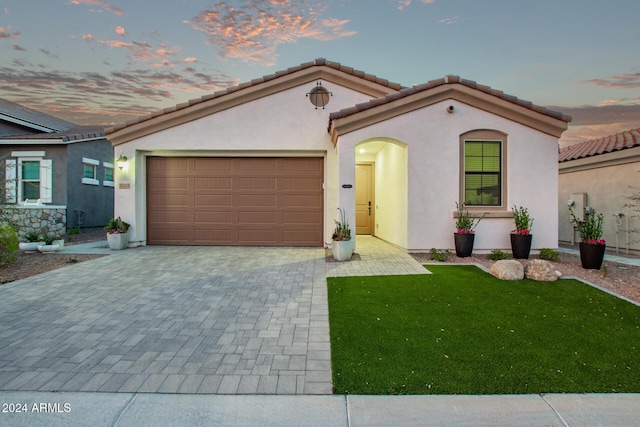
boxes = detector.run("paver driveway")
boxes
[0,246,332,394]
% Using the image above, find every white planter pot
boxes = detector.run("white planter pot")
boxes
[107,232,129,250]
[38,244,60,253]
[19,242,40,253]
[331,240,354,261]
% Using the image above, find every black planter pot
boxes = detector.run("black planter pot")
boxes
[510,233,532,259]
[579,242,606,270]
[454,232,475,258]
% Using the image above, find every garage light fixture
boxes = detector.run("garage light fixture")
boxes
[116,154,128,170]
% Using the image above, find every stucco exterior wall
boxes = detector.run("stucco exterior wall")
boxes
[373,142,408,248]
[337,99,560,251]
[559,150,640,254]
[114,82,375,246]
[67,139,115,227]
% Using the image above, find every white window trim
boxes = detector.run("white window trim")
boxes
[82,157,100,166]
[103,162,115,187]
[82,177,100,186]
[11,156,53,203]
[82,157,100,185]
[12,151,46,158]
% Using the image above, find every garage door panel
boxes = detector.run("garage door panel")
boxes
[194,194,233,207]
[238,228,277,244]
[194,177,233,190]
[238,194,277,207]
[282,158,323,173]
[147,157,323,246]
[194,158,233,172]
[149,177,189,190]
[238,211,277,224]
[238,158,278,172]
[148,194,190,208]
[282,211,322,224]
[194,229,234,243]
[149,210,190,223]
[283,195,322,208]
[280,177,322,191]
[194,211,233,223]
[239,177,277,190]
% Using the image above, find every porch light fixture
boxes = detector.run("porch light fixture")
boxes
[306,81,332,109]
[116,154,128,170]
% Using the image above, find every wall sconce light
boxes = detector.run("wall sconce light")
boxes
[116,154,128,170]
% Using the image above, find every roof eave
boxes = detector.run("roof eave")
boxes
[329,84,570,145]
[107,65,400,147]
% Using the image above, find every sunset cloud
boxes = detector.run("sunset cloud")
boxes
[0,63,238,125]
[11,43,26,52]
[0,26,21,39]
[69,0,124,16]
[439,16,460,24]
[83,34,181,66]
[116,26,125,36]
[398,0,436,9]
[188,2,356,65]
[579,72,640,89]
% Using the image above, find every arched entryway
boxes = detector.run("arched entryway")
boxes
[354,138,408,248]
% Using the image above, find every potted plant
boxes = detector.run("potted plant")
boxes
[568,205,605,269]
[510,205,533,259]
[331,208,353,261]
[37,233,60,253]
[19,230,41,253]
[454,202,484,257]
[105,217,130,250]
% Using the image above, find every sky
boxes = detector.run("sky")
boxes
[1,0,639,146]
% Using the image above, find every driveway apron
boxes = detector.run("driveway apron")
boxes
[0,246,332,395]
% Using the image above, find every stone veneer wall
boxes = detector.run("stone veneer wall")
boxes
[1,205,66,239]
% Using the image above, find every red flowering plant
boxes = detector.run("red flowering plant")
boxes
[568,205,605,245]
[455,202,484,234]
[511,205,533,235]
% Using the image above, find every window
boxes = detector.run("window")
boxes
[5,151,52,203]
[103,162,114,187]
[21,160,41,200]
[81,157,100,185]
[460,130,507,208]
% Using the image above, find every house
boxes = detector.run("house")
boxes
[0,98,114,236]
[559,128,640,255]
[105,58,570,251]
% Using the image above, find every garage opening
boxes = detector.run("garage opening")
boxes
[147,157,324,246]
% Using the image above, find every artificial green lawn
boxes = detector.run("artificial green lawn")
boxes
[327,265,640,395]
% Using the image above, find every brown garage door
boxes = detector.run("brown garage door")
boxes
[147,157,324,246]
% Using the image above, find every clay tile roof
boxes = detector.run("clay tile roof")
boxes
[558,128,640,162]
[105,58,403,135]
[329,75,571,123]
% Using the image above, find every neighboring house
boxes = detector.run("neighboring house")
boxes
[558,128,640,255]
[106,58,570,250]
[0,98,114,236]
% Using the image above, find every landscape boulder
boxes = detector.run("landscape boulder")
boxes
[489,260,524,281]
[525,259,559,282]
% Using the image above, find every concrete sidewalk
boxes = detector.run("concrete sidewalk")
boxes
[0,392,638,426]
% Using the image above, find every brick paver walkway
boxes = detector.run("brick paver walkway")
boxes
[0,246,331,394]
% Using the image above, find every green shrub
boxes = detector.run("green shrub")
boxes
[0,224,19,267]
[429,248,451,262]
[539,248,560,262]
[487,249,510,261]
